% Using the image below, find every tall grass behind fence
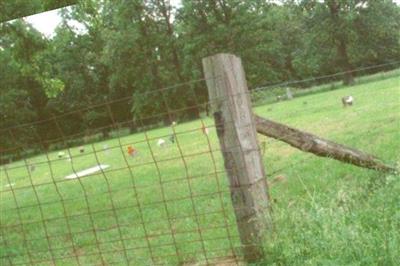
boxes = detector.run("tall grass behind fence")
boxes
[252,73,400,264]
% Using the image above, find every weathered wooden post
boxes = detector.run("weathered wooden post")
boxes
[202,53,271,263]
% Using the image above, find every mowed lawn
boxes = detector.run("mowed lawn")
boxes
[1,75,399,265]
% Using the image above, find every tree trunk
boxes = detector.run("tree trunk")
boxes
[285,55,298,81]
[328,0,355,85]
[157,0,184,83]
[134,4,163,90]
[129,120,136,134]
[337,39,354,85]
[102,128,110,139]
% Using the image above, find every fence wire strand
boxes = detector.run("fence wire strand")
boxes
[1,63,399,266]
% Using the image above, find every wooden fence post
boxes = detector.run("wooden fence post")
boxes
[202,53,271,263]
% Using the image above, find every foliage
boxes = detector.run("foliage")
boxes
[0,0,77,22]
[1,0,400,156]
[0,21,49,149]
[298,0,400,85]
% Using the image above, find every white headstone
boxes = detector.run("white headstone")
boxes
[103,144,110,155]
[157,138,166,147]
[346,96,354,103]
[286,87,293,100]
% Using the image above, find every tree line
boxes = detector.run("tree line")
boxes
[1,0,400,160]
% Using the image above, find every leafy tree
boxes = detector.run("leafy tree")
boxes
[1,0,399,159]
[0,0,77,22]
[0,21,51,151]
[299,0,400,84]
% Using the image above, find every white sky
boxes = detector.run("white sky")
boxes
[24,0,400,38]
[25,9,66,38]
[25,0,182,38]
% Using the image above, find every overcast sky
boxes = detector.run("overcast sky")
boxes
[25,0,182,38]
[25,8,76,37]
[25,0,400,38]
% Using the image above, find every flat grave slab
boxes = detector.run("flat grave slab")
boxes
[65,164,110,179]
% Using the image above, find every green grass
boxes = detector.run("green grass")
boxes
[251,67,400,107]
[1,75,399,265]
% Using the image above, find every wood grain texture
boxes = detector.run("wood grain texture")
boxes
[203,54,270,263]
[255,115,395,172]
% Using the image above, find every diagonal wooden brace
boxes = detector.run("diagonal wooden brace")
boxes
[254,115,396,173]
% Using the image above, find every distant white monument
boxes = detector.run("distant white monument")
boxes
[286,87,293,100]
[157,138,166,147]
[103,144,110,155]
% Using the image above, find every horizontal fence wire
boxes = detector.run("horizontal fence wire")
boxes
[253,60,400,90]
[251,62,400,106]
[1,61,399,266]
[1,74,246,266]
[0,76,218,132]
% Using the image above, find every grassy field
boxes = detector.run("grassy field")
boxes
[1,75,399,265]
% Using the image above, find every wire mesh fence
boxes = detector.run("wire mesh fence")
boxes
[251,68,399,264]
[1,75,250,265]
[1,58,399,265]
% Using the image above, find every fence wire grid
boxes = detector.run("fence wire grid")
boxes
[1,63,400,265]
